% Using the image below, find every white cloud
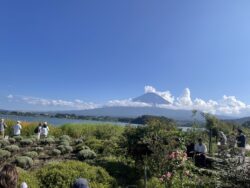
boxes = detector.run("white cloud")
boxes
[176,88,193,106]
[8,95,98,110]
[107,99,152,107]
[6,86,250,116]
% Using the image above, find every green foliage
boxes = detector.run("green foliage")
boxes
[17,168,39,188]
[24,151,39,159]
[137,177,164,188]
[13,135,23,142]
[51,149,61,156]
[15,156,33,169]
[0,139,10,147]
[74,144,90,153]
[40,137,55,145]
[59,140,70,146]
[5,144,20,152]
[0,149,11,159]
[95,156,139,186]
[75,138,84,145]
[20,139,33,146]
[77,149,97,160]
[8,137,16,144]
[57,145,73,154]
[60,124,124,139]
[85,137,103,153]
[59,135,71,142]
[35,161,116,188]
[34,147,44,152]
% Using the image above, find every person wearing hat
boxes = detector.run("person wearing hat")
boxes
[13,121,22,136]
[236,128,246,163]
[72,178,89,188]
[0,119,7,139]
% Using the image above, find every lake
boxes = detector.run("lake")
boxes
[0,114,198,131]
[0,114,127,126]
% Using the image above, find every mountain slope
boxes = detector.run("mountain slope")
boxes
[132,92,170,105]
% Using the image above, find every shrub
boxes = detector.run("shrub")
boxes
[5,145,20,152]
[137,177,163,188]
[20,139,33,146]
[57,145,73,154]
[60,140,70,146]
[59,135,71,142]
[35,161,116,188]
[77,149,97,161]
[85,138,104,153]
[24,151,38,159]
[74,138,84,145]
[51,149,61,156]
[8,137,16,144]
[0,149,11,160]
[15,156,33,169]
[40,137,55,145]
[0,139,10,147]
[74,144,90,153]
[34,147,44,152]
[13,135,23,142]
[17,168,39,188]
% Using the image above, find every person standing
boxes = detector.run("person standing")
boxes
[34,123,42,140]
[0,119,7,138]
[194,138,207,167]
[236,129,246,164]
[13,121,22,136]
[41,122,49,138]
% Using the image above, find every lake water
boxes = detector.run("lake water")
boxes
[0,114,127,126]
[0,114,199,131]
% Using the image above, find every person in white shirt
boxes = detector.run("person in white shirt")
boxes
[0,119,7,138]
[194,138,207,167]
[13,121,22,136]
[40,122,49,138]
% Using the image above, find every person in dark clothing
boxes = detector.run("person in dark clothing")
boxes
[186,142,195,158]
[236,129,246,163]
[194,138,207,167]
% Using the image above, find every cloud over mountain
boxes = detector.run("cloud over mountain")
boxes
[6,85,250,116]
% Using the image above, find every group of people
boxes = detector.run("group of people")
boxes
[186,128,247,168]
[0,164,89,188]
[0,119,50,140]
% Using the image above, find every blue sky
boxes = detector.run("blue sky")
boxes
[1,0,250,114]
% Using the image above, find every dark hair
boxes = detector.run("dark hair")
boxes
[0,164,18,188]
[198,138,202,142]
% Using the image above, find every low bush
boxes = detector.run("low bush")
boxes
[77,149,97,161]
[5,145,20,152]
[24,151,39,159]
[57,145,73,154]
[15,156,33,169]
[0,139,10,147]
[60,140,70,146]
[13,135,23,142]
[17,168,39,188]
[0,149,11,160]
[40,137,55,145]
[59,135,71,142]
[20,139,33,146]
[74,144,90,153]
[51,149,61,156]
[74,138,84,145]
[8,137,16,144]
[34,147,44,152]
[35,161,116,188]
